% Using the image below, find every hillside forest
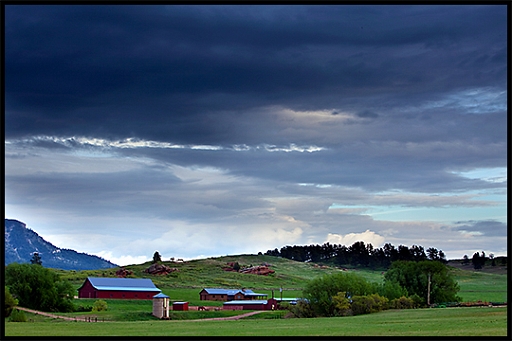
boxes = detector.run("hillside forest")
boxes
[264,241,501,270]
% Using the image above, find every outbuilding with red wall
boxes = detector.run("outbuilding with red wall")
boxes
[223,298,278,311]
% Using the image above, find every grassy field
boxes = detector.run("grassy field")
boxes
[449,266,508,303]
[5,307,507,337]
[4,254,509,337]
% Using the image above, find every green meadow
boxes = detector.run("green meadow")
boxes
[5,307,507,337]
[4,255,509,337]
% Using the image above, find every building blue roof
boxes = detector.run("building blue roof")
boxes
[223,300,269,305]
[87,277,161,292]
[202,288,267,296]
[203,288,242,295]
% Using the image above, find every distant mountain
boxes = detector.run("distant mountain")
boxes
[5,219,118,270]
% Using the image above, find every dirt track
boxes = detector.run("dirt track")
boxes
[16,306,100,322]
[15,306,264,322]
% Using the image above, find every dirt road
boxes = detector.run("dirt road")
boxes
[14,306,264,322]
[15,306,99,322]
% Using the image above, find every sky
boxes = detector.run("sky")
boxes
[4,4,508,266]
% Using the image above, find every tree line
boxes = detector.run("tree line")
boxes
[265,241,447,268]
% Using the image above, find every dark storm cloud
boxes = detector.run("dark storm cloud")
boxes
[356,110,379,119]
[5,4,507,145]
[454,220,507,237]
[4,4,507,262]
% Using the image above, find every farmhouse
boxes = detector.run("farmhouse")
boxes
[78,277,161,299]
[223,298,278,311]
[199,288,268,301]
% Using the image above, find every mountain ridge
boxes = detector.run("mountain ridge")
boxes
[4,218,118,270]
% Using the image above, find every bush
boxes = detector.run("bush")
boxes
[74,304,93,312]
[8,309,27,322]
[390,296,415,309]
[332,292,352,316]
[5,286,18,317]
[350,294,388,316]
[287,300,315,318]
[92,300,108,312]
[410,294,424,308]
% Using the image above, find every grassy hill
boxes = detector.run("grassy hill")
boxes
[59,254,346,289]
[53,254,507,305]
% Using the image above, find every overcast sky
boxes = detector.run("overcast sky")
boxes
[4,4,508,266]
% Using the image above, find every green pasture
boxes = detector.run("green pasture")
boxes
[5,307,507,337]
[59,254,507,306]
[451,268,508,302]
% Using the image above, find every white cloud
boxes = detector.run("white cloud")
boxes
[325,230,385,248]
[96,251,150,267]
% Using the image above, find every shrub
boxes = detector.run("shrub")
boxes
[92,300,108,312]
[410,294,424,308]
[287,300,315,318]
[8,309,27,322]
[332,292,352,316]
[5,286,18,317]
[350,294,388,316]
[390,296,415,309]
[74,305,93,312]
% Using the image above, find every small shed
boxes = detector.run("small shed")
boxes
[153,293,170,319]
[172,301,189,311]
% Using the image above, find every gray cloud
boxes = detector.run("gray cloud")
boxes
[4,4,507,263]
[454,220,507,237]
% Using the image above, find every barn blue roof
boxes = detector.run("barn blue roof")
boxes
[223,300,269,305]
[86,277,161,292]
[202,288,267,296]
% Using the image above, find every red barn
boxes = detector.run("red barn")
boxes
[78,277,161,299]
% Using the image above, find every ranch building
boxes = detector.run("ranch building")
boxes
[223,298,278,311]
[78,277,161,299]
[152,293,170,319]
[199,288,268,301]
[172,301,189,311]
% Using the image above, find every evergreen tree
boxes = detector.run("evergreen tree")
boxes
[153,251,162,263]
[30,252,42,266]
[472,252,483,270]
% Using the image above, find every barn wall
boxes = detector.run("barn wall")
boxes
[95,291,158,299]
[223,305,243,310]
[78,280,97,299]
[200,293,229,301]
